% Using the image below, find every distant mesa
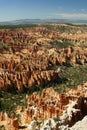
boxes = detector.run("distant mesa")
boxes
[0,19,87,25]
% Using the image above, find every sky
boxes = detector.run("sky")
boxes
[0,0,87,21]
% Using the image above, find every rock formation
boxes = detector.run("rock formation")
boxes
[0,83,87,129]
[0,45,87,92]
[0,24,87,129]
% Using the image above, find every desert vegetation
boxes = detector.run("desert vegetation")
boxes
[0,23,87,130]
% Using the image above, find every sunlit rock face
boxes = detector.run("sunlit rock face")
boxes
[0,25,87,130]
[0,28,87,93]
[0,25,87,52]
[0,113,19,130]
[26,84,87,130]
[19,83,87,121]
[0,45,87,92]
[1,83,87,130]
[27,84,87,119]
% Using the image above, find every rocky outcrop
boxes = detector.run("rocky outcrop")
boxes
[70,116,87,130]
[0,23,87,130]
[0,45,87,92]
[0,69,60,92]
[0,113,19,130]
[0,25,87,53]
[1,83,87,129]
[26,84,87,130]
[0,26,87,93]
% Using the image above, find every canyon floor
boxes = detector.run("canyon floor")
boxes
[0,23,87,130]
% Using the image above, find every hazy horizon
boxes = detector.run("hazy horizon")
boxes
[0,0,87,22]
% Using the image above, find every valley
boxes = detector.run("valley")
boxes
[0,23,87,130]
